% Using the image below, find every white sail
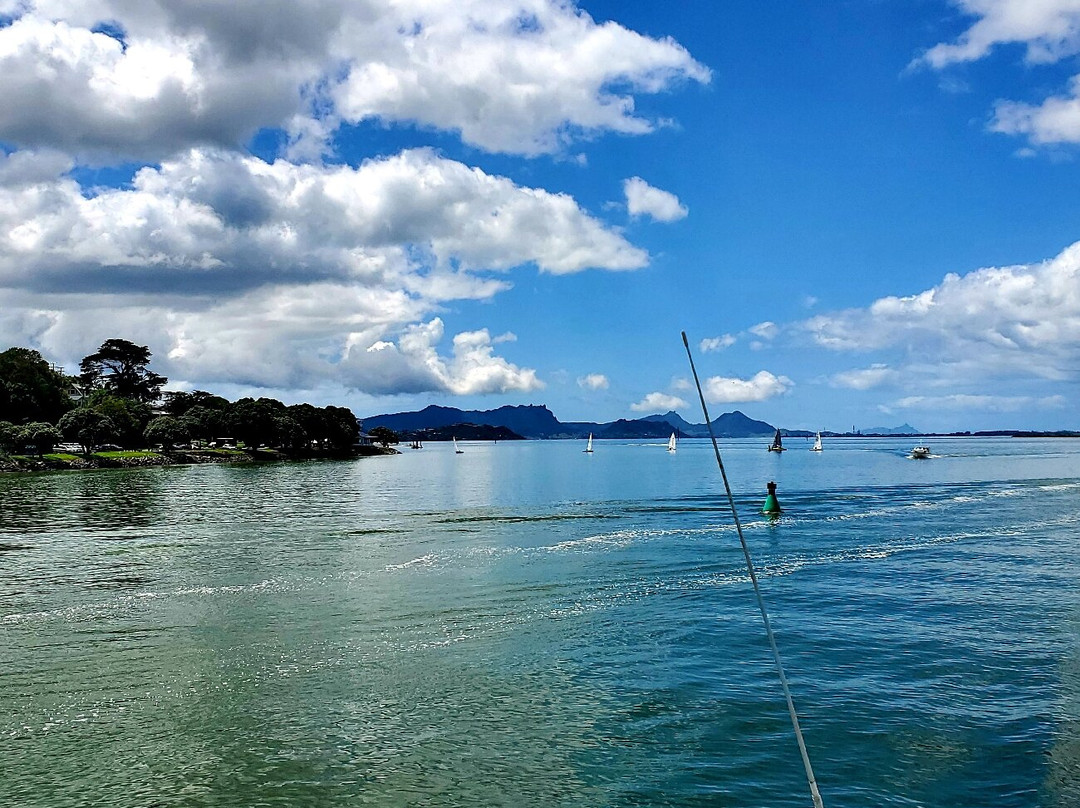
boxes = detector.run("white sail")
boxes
[454,436,463,454]
[585,433,593,453]
[811,432,822,451]
[667,432,677,452]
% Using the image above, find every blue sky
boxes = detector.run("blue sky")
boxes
[1,1,1079,432]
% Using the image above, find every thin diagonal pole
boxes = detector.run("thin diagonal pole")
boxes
[682,331,824,808]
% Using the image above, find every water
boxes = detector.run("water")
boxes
[2,436,1080,807]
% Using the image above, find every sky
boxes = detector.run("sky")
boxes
[1,0,1079,433]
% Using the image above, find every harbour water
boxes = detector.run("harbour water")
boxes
[3,436,1080,806]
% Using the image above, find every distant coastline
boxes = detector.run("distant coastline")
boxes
[360,403,1078,441]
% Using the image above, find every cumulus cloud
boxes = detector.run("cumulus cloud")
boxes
[0,1,709,402]
[0,147,646,394]
[343,318,542,395]
[700,334,735,352]
[578,373,609,390]
[915,1,1080,147]
[0,0,710,160]
[802,240,1080,383]
[748,321,778,340]
[832,364,898,390]
[992,74,1080,145]
[702,371,792,403]
[630,392,687,412]
[623,177,688,222]
[0,147,647,291]
[915,0,1080,69]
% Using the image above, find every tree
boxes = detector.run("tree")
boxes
[225,398,287,449]
[16,422,61,455]
[178,405,224,442]
[0,420,18,453]
[144,416,190,450]
[59,408,118,453]
[0,347,74,424]
[163,390,229,417]
[368,426,398,447]
[79,339,166,404]
[83,390,152,448]
[324,405,360,450]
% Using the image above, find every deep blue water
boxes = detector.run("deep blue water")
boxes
[2,436,1080,806]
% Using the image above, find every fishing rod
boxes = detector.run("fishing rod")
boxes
[682,331,825,808]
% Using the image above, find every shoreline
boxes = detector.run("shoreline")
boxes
[0,445,398,474]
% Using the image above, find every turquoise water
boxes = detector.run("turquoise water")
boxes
[3,437,1080,806]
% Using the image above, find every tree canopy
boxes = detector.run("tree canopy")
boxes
[79,339,166,404]
[0,347,74,424]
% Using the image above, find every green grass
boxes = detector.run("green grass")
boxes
[42,453,82,462]
[93,450,164,459]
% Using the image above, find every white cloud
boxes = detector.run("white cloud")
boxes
[915,2,1080,147]
[915,0,1080,69]
[578,373,609,390]
[630,392,687,412]
[0,147,645,395]
[832,364,898,390]
[702,371,792,403]
[748,321,778,339]
[891,394,1067,412]
[802,240,1080,384]
[0,1,709,160]
[623,177,688,222]
[700,334,735,352]
[992,74,1080,145]
[0,147,647,290]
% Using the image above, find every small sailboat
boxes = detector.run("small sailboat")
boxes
[667,432,677,453]
[453,436,464,454]
[911,445,931,459]
[810,432,822,452]
[584,433,594,453]
[768,428,785,452]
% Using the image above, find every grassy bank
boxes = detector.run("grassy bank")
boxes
[0,445,396,473]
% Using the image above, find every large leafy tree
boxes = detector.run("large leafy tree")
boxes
[15,422,61,455]
[79,339,166,404]
[144,416,191,449]
[85,391,153,448]
[58,408,118,453]
[226,397,287,449]
[163,390,229,417]
[0,347,74,424]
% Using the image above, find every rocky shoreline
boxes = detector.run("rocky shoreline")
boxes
[0,445,397,473]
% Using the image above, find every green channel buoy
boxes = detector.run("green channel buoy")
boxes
[762,480,781,514]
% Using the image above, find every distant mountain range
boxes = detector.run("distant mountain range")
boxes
[860,423,919,435]
[361,404,777,440]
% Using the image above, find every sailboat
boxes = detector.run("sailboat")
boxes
[667,432,677,453]
[584,433,594,453]
[767,428,785,452]
[453,436,463,454]
[810,432,822,452]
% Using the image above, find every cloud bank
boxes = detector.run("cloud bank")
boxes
[0,1,709,400]
[803,240,1080,384]
[0,1,710,160]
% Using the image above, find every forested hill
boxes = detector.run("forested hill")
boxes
[362,405,777,439]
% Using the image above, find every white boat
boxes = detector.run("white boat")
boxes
[454,436,464,454]
[810,432,822,452]
[767,428,785,452]
[584,433,594,453]
[911,445,931,458]
[667,432,677,453]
